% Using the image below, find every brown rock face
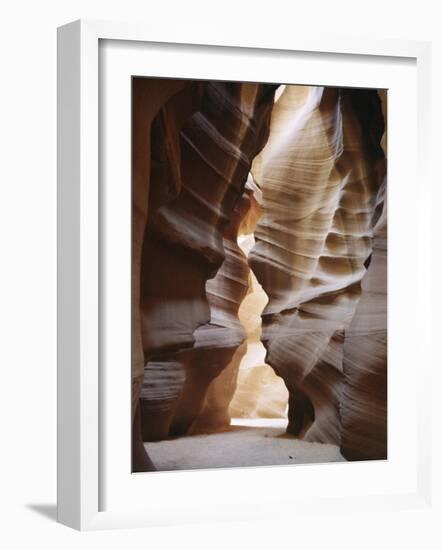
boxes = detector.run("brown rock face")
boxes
[168,189,252,436]
[340,183,387,460]
[340,89,387,459]
[132,78,201,470]
[137,82,277,445]
[249,86,386,450]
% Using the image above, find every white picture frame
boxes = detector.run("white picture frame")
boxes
[57,19,432,531]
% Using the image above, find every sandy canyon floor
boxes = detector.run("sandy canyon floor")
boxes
[145,419,345,471]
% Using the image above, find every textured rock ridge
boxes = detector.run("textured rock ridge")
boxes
[138,82,277,443]
[249,86,386,448]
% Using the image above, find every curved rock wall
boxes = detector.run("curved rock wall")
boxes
[249,86,386,448]
[132,78,201,470]
[340,181,387,460]
[138,82,277,443]
[340,89,387,460]
[168,187,252,436]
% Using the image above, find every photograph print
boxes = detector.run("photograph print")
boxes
[131,79,387,473]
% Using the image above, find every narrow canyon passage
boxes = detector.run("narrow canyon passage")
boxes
[144,236,346,470]
[133,80,387,472]
[144,201,331,471]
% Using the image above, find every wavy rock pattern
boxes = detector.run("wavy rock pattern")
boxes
[340,89,387,459]
[249,86,386,447]
[138,82,276,443]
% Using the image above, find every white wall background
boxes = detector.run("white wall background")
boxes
[0,1,440,548]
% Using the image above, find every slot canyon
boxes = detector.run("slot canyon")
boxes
[132,78,387,472]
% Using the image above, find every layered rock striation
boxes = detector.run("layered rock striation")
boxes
[136,82,277,447]
[340,89,387,459]
[249,86,387,452]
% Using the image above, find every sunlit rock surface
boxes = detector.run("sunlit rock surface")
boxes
[249,85,386,449]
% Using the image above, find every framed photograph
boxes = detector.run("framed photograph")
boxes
[57,19,432,530]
